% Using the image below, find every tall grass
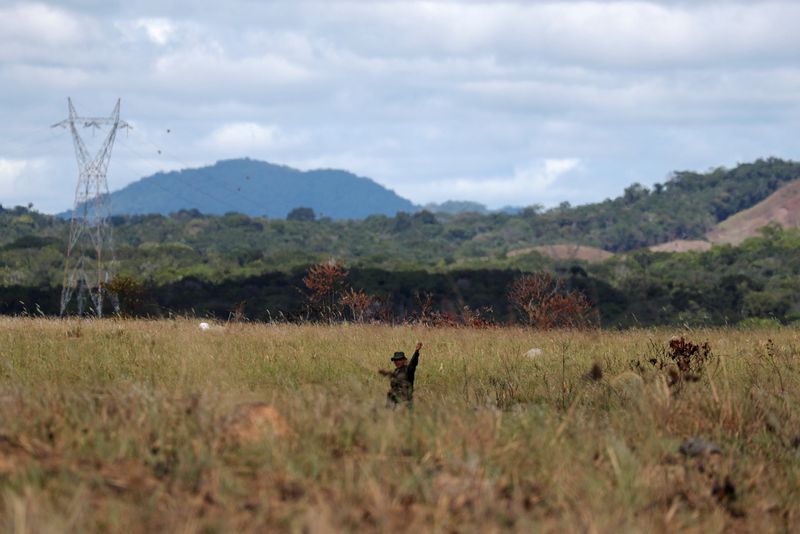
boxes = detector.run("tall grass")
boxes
[0,318,798,532]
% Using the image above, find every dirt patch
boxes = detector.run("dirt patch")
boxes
[224,402,293,444]
[649,240,712,253]
[101,459,161,495]
[507,243,613,263]
[707,180,800,245]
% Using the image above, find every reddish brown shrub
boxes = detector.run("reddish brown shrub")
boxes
[667,337,712,384]
[414,291,434,324]
[228,300,247,323]
[339,288,377,323]
[631,337,714,391]
[103,274,154,317]
[303,260,349,320]
[461,305,496,328]
[508,272,596,329]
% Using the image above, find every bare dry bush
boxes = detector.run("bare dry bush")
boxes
[667,337,713,383]
[508,272,596,329]
[302,259,349,320]
[414,291,434,324]
[633,336,714,391]
[409,293,496,328]
[104,274,155,317]
[228,300,247,323]
[338,288,377,323]
[461,305,496,328]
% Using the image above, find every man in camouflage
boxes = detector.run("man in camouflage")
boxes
[379,342,423,407]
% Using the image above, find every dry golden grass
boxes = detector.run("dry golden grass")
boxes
[0,318,798,532]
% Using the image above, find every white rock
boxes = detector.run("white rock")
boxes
[199,322,210,331]
[525,348,544,358]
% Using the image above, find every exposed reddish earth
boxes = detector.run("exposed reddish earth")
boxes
[508,244,614,263]
[649,240,713,253]
[509,180,800,258]
[706,180,800,245]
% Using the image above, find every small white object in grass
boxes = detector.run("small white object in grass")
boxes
[525,348,543,358]
[199,322,210,331]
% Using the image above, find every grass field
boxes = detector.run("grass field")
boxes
[0,318,798,532]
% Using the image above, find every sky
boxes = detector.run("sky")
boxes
[1,0,800,213]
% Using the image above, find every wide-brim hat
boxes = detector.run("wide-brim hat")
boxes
[391,351,407,361]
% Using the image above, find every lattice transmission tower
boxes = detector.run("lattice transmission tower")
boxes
[53,98,129,317]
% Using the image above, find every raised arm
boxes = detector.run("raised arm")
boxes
[408,342,422,372]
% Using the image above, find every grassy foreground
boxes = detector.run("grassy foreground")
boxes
[0,318,798,532]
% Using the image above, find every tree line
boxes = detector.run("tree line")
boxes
[3,224,798,327]
[1,158,799,326]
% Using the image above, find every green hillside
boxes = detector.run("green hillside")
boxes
[2,158,800,325]
[519,157,800,251]
[5,158,800,271]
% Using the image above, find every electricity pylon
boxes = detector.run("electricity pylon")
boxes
[53,98,129,317]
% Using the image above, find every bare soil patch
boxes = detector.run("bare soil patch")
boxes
[708,179,800,245]
[649,240,712,253]
[507,243,614,263]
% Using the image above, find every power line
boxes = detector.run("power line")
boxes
[101,147,223,217]
[115,136,257,216]
[117,128,270,215]
[0,124,62,150]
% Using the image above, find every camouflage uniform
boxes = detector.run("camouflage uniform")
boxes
[386,349,420,407]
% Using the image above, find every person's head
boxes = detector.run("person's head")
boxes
[391,351,407,367]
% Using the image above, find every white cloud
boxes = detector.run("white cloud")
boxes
[134,18,176,45]
[114,17,179,46]
[3,63,93,90]
[3,1,800,214]
[317,1,800,67]
[290,152,394,181]
[202,122,307,155]
[0,158,49,202]
[151,47,315,91]
[0,3,83,45]
[519,159,581,192]
[397,158,581,208]
[0,159,28,197]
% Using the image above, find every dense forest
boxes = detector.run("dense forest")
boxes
[1,158,799,326]
[3,225,798,327]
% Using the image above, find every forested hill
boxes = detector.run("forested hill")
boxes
[6,158,800,268]
[87,158,418,219]
[4,158,800,325]
[525,157,800,251]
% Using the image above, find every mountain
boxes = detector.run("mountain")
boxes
[32,158,800,255]
[97,159,417,219]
